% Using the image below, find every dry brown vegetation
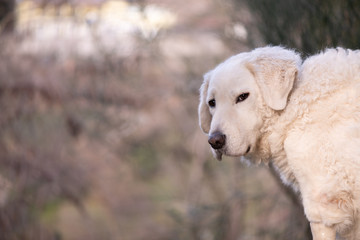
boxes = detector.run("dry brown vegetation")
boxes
[0,0,314,239]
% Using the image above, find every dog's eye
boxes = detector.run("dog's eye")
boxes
[236,93,249,103]
[208,99,216,108]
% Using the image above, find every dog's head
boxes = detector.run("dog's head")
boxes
[199,46,301,160]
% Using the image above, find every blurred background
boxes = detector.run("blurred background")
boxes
[0,0,360,239]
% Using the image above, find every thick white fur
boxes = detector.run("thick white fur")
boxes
[199,46,360,240]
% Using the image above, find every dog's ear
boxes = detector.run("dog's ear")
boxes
[247,47,301,110]
[198,72,212,133]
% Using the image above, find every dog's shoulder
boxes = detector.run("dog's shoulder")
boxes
[299,48,360,97]
[280,48,360,125]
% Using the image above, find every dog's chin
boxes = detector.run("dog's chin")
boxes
[212,146,251,161]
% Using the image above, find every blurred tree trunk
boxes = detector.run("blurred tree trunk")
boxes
[0,0,15,34]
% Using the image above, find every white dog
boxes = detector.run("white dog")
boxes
[198,46,360,240]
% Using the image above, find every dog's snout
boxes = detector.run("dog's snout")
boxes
[208,132,226,149]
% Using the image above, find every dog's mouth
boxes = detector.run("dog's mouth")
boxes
[214,150,223,161]
[214,145,251,161]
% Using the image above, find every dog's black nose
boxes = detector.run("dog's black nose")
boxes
[208,132,226,149]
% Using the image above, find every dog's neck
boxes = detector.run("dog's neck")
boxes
[248,101,300,189]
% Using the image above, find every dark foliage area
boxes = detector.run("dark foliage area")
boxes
[0,0,15,33]
[235,0,360,55]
